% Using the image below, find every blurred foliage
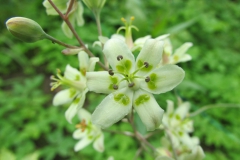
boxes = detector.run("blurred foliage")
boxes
[1,0,240,160]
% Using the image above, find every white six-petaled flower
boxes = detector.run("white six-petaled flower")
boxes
[73,108,104,152]
[86,38,185,131]
[51,51,99,123]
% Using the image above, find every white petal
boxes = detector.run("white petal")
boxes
[133,89,164,131]
[177,54,192,63]
[74,137,92,151]
[155,34,170,41]
[111,34,125,42]
[73,129,86,139]
[77,108,91,122]
[86,71,123,94]
[92,87,133,128]
[88,57,99,71]
[78,51,89,73]
[184,146,205,160]
[103,38,135,74]
[166,100,174,115]
[173,42,193,57]
[93,134,104,152]
[61,21,73,38]
[53,88,77,106]
[163,38,173,55]
[175,102,190,119]
[43,0,68,15]
[179,133,195,148]
[99,36,109,44]
[65,102,78,123]
[135,39,164,76]
[140,65,185,94]
[93,41,103,48]
[65,93,86,123]
[132,35,151,52]
[64,64,84,81]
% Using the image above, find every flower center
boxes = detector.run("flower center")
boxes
[109,55,151,90]
[75,119,87,132]
[50,68,86,91]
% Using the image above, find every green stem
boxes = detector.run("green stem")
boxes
[48,0,108,70]
[45,34,79,49]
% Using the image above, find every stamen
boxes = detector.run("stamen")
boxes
[117,55,123,61]
[75,119,87,132]
[113,84,118,90]
[145,76,150,82]
[132,62,150,75]
[108,69,114,76]
[144,62,149,68]
[128,82,135,88]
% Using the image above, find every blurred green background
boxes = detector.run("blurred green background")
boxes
[1,0,240,159]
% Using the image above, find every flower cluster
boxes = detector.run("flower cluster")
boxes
[157,100,205,160]
[6,1,205,157]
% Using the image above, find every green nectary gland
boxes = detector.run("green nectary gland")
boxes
[147,73,157,90]
[108,76,119,90]
[137,60,153,72]
[114,93,130,106]
[73,97,81,104]
[69,88,77,98]
[116,59,132,74]
[135,94,150,106]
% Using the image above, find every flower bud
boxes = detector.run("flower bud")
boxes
[82,0,106,12]
[6,17,47,43]
[61,48,84,55]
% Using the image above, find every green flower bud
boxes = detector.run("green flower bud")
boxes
[6,17,47,43]
[82,0,106,12]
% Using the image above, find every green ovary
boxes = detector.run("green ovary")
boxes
[135,94,150,106]
[147,73,157,90]
[114,93,130,106]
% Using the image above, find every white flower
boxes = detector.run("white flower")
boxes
[43,0,84,38]
[73,108,104,152]
[162,100,197,149]
[87,38,185,131]
[179,145,205,160]
[51,51,99,123]
[158,100,204,160]
[161,39,193,65]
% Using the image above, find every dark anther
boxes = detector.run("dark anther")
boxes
[128,82,135,88]
[144,62,149,68]
[117,55,123,61]
[108,70,114,76]
[113,84,118,90]
[145,76,150,82]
